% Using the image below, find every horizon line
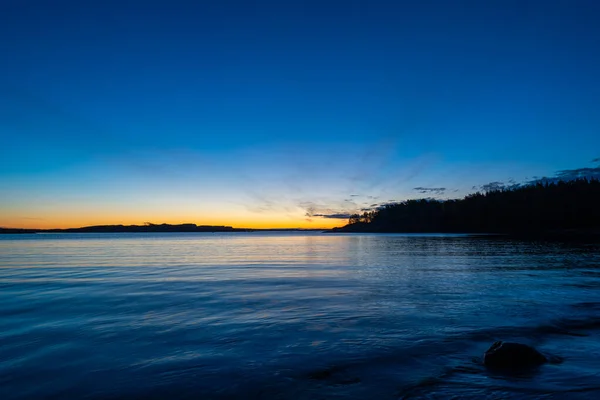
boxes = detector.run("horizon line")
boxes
[0,222,339,231]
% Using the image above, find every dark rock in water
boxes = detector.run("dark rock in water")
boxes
[308,368,334,380]
[484,341,547,369]
[307,367,360,385]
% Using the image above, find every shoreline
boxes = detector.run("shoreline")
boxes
[0,226,328,234]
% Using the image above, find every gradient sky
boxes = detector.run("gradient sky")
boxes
[1,0,600,229]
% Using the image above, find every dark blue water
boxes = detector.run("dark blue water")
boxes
[1,233,599,399]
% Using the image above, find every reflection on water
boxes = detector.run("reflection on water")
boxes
[0,232,599,399]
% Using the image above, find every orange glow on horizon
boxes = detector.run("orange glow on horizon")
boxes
[1,215,345,230]
[0,200,349,230]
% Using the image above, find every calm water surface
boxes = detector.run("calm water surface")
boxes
[1,233,599,399]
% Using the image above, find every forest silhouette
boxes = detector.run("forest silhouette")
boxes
[334,178,600,234]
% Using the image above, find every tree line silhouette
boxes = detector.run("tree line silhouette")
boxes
[335,178,600,234]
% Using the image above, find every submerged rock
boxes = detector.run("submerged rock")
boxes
[484,341,547,369]
[307,367,360,385]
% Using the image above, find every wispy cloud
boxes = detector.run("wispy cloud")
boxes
[472,162,600,192]
[481,181,505,191]
[302,200,359,220]
[311,213,353,219]
[531,166,600,184]
[556,167,600,180]
[413,187,446,195]
[472,181,521,192]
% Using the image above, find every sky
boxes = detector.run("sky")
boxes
[1,0,600,229]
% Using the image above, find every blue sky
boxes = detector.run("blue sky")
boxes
[1,0,599,228]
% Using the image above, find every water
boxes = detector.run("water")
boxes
[0,232,599,399]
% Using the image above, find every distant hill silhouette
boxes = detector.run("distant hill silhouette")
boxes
[333,178,600,236]
[53,223,241,233]
[0,223,240,234]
